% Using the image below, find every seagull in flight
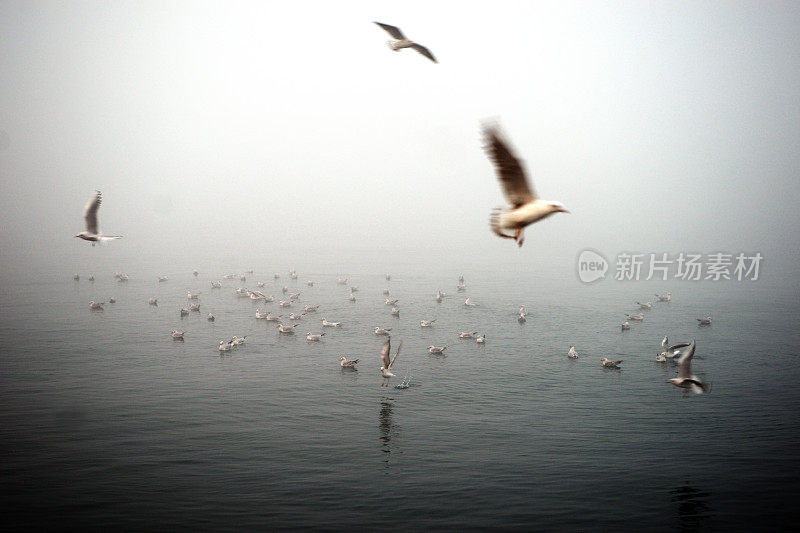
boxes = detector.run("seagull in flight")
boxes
[379,337,402,387]
[667,340,709,394]
[75,191,122,246]
[482,123,568,246]
[374,22,437,63]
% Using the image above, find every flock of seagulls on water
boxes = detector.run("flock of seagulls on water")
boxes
[598,293,712,393]
[75,269,712,393]
[71,21,712,394]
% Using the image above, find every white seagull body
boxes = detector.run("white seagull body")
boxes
[322,318,341,327]
[211,281,222,289]
[304,305,319,313]
[219,341,232,352]
[637,301,652,310]
[656,292,672,302]
[207,313,215,321]
[187,291,201,300]
[149,298,158,306]
[420,320,436,327]
[264,313,281,321]
[476,334,486,344]
[390,307,400,316]
[375,327,392,335]
[306,332,326,341]
[189,303,200,312]
[428,345,447,354]
[626,313,644,321]
[459,331,478,339]
[171,330,184,339]
[255,309,268,319]
[464,298,477,307]
[277,324,298,334]
[89,301,105,310]
[75,191,122,246]
[482,123,568,246]
[621,322,631,331]
[157,276,168,282]
[374,22,437,63]
[601,358,622,368]
[667,340,709,393]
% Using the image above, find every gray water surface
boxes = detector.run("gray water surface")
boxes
[2,270,799,530]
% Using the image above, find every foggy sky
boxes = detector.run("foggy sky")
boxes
[1,1,798,281]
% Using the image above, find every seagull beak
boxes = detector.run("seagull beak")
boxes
[559,208,570,213]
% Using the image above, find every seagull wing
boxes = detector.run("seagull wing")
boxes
[374,22,405,40]
[83,191,102,234]
[666,342,691,356]
[380,338,391,369]
[677,340,696,379]
[482,124,537,207]
[409,43,437,63]
[389,340,402,369]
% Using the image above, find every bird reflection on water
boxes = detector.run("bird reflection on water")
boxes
[671,484,713,532]
[379,399,399,466]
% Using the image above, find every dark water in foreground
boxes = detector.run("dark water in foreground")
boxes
[2,269,799,530]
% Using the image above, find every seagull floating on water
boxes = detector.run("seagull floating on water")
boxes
[637,301,652,310]
[180,308,189,317]
[207,313,215,321]
[171,330,184,339]
[420,319,436,327]
[621,322,631,331]
[476,334,486,344]
[158,276,168,282]
[322,318,341,327]
[601,358,622,369]
[219,341,232,352]
[89,301,105,310]
[390,307,400,316]
[340,356,358,368]
[428,345,447,354]
[667,340,709,394]
[211,281,222,288]
[277,323,298,334]
[149,298,158,306]
[697,317,712,326]
[655,292,672,302]
[375,327,392,335]
[74,191,122,246]
[458,331,478,339]
[482,123,569,246]
[304,305,319,313]
[626,313,644,322]
[464,298,477,307]
[568,346,579,359]
[109,297,116,303]
[189,302,200,312]
[374,22,437,63]
[307,332,326,341]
